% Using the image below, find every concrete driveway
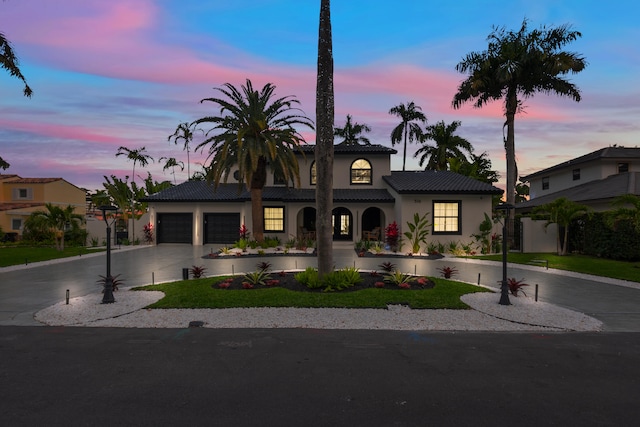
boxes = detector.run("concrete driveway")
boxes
[1,244,639,330]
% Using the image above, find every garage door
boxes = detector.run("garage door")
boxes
[204,213,240,244]
[157,213,193,244]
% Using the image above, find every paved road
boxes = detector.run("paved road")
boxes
[1,326,639,426]
[2,247,640,425]
[1,245,639,331]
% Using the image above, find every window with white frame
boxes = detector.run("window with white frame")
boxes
[433,201,461,234]
[542,177,550,190]
[12,188,33,200]
[350,159,372,184]
[264,207,284,232]
[11,218,22,231]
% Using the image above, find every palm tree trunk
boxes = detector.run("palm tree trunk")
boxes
[402,124,408,171]
[251,188,264,243]
[504,90,518,246]
[316,0,334,278]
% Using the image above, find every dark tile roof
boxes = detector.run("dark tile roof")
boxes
[382,171,503,195]
[515,172,640,211]
[298,143,397,155]
[142,181,395,203]
[521,147,640,181]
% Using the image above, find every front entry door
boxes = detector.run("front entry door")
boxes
[332,207,352,241]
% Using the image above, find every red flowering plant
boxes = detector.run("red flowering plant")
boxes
[239,224,250,240]
[385,221,400,252]
[143,223,154,244]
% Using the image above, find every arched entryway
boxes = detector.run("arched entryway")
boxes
[362,207,384,237]
[332,207,353,241]
[297,207,316,240]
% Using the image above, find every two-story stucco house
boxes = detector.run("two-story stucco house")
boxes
[517,146,640,212]
[0,174,86,239]
[142,143,502,247]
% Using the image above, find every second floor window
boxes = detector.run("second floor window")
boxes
[542,177,549,190]
[618,163,629,173]
[310,162,316,185]
[12,188,33,200]
[573,169,580,181]
[351,159,372,184]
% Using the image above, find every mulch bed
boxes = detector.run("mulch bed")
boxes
[211,271,436,292]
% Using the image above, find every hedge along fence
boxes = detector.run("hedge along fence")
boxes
[569,212,640,261]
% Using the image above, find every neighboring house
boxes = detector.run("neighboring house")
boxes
[517,146,640,212]
[0,174,86,238]
[516,146,640,253]
[142,143,502,247]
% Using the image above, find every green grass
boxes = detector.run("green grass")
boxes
[137,277,489,310]
[0,245,103,267]
[472,253,640,283]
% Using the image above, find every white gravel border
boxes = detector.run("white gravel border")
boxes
[34,288,602,331]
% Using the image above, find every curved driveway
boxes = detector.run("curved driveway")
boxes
[1,244,639,330]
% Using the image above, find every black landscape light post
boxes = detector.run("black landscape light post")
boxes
[99,205,118,304]
[495,203,515,305]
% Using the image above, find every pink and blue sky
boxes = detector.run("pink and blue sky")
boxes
[1,0,638,192]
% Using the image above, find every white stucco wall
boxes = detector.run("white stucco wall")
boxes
[520,217,558,253]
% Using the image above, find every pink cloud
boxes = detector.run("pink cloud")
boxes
[0,119,127,145]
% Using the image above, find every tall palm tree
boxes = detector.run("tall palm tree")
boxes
[168,122,200,180]
[316,0,335,278]
[334,114,371,146]
[193,79,314,242]
[414,120,473,171]
[389,101,426,171]
[452,19,586,239]
[116,146,153,242]
[160,156,184,184]
[1,30,32,169]
[25,203,83,251]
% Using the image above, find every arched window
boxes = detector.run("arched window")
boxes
[350,159,372,184]
[310,161,317,185]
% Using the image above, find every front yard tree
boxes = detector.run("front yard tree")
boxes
[334,114,370,146]
[116,146,153,242]
[194,79,313,243]
[415,120,473,171]
[533,197,589,255]
[316,0,335,279]
[389,101,426,171]
[25,203,84,251]
[453,19,586,240]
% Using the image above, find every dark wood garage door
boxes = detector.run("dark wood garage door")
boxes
[204,213,240,244]
[157,213,193,244]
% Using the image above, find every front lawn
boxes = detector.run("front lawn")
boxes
[0,245,103,267]
[472,253,640,283]
[137,274,489,309]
